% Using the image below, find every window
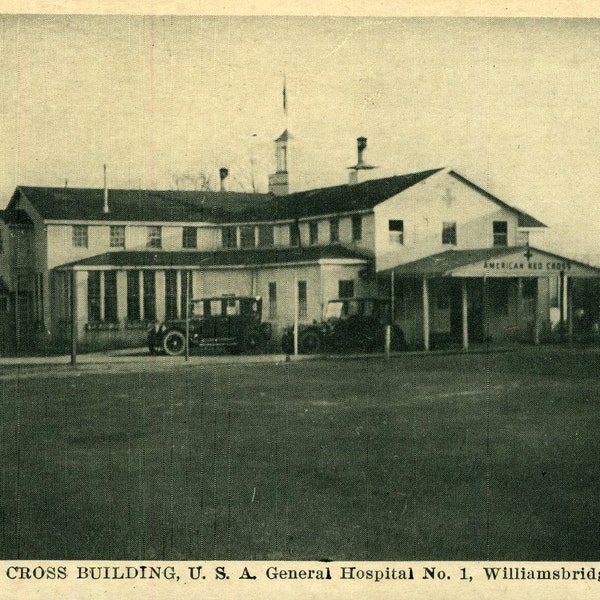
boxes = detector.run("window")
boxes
[388,220,404,244]
[493,221,508,246]
[165,271,177,319]
[222,226,237,248]
[182,227,197,249]
[147,226,162,249]
[442,222,457,245]
[73,225,88,248]
[290,222,300,247]
[110,225,125,248]
[352,215,362,241]
[329,218,339,243]
[257,224,274,247]
[268,282,277,319]
[104,271,118,323]
[338,280,354,298]
[309,221,319,245]
[240,226,255,248]
[87,271,101,321]
[127,271,140,321]
[143,271,156,320]
[298,280,307,318]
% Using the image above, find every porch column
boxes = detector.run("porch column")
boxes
[99,271,105,321]
[116,270,127,323]
[461,278,469,351]
[138,271,144,321]
[155,271,166,321]
[75,270,88,337]
[533,278,541,345]
[559,270,565,342]
[422,276,430,351]
[176,270,182,318]
[567,276,574,343]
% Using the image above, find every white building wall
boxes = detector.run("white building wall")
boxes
[374,171,521,271]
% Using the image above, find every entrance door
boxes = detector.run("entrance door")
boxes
[468,279,484,343]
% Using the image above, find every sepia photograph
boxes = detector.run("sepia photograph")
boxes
[0,7,599,580]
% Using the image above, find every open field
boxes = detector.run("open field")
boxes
[0,347,599,560]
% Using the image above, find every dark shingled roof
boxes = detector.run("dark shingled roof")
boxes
[13,169,442,224]
[58,245,370,269]
[11,168,546,228]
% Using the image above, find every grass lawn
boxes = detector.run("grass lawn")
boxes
[0,347,599,560]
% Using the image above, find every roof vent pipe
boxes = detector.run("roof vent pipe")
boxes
[357,136,367,166]
[219,167,229,191]
[103,164,109,214]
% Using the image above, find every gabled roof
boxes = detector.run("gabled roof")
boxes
[57,245,369,269]
[449,171,546,228]
[10,167,545,227]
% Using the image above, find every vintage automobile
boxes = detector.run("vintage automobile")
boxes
[148,295,272,356]
[281,297,405,354]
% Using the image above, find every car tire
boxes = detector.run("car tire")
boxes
[298,330,322,354]
[163,330,186,356]
[240,328,263,354]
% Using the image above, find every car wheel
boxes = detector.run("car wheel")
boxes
[241,328,263,354]
[298,330,322,354]
[163,330,186,356]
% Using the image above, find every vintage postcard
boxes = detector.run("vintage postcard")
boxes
[0,1,599,599]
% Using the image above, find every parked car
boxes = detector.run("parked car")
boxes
[148,295,272,356]
[281,297,405,354]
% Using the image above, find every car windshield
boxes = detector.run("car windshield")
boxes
[325,301,344,320]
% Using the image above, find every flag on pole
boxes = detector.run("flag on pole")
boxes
[282,75,287,116]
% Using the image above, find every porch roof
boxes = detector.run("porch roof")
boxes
[381,247,600,278]
[55,245,369,270]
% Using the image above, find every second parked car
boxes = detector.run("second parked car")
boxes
[281,297,405,354]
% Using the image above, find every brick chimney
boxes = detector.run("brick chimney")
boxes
[219,167,229,191]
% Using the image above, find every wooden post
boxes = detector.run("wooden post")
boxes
[71,270,77,367]
[385,324,391,359]
[422,276,430,351]
[293,274,299,356]
[559,270,565,342]
[184,271,190,361]
[533,278,541,346]
[461,278,469,351]
[567,276,573,344]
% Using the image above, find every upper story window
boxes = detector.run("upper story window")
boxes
[222,226,237,248]
[442,222,457,245]
[309,221,319,245]
[182,227,197,249]
[240,226,255,248]
[388,220,404,244]
[338,279,354,298]
[257,224,274,247]
[329,218,339,243]
[493,221,508,246]
[110,225,125,248]
[290,222,301,247]
[72,225,88,248]
[352,215,362,241]
[146,226,162,249]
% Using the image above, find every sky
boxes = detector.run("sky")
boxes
[0,15,599,263]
